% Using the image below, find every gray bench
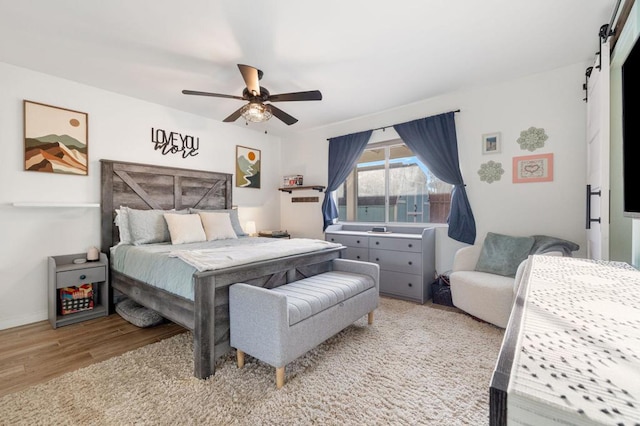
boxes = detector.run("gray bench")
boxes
[229,258,379,388]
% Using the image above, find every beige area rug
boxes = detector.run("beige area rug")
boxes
[0,298,504,426]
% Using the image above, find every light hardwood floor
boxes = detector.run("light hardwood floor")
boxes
[0,315,185,398]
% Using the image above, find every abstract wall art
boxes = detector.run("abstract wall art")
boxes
[236,145,261,188]
[517,127,548,152]
[24,100,88,175]
[478,160,504,183]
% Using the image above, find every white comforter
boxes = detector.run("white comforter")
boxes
[169,238,342,272]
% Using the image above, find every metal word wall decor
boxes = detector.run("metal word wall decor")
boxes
[151,127,199,158]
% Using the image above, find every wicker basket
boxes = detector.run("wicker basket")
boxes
[59,284,94,315]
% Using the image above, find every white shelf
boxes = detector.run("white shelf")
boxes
[12,202,100,208]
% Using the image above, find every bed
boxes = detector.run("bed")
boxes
[100,159,344,379]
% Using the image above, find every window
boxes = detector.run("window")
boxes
[336,140,452,224]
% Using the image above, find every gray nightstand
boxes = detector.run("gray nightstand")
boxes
[48,252,109,328]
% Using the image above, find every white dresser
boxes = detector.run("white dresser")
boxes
[325,224,435,304]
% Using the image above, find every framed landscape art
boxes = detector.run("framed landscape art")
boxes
[512,153,554,183]
[24,100,88,175]
[235,145,261,188]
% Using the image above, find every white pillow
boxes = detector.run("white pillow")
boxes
[163,213,206,245]
[198,211,238,241]
[115,207,133,245]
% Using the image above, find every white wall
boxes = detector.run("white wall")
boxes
[280,63,590,267]
[0,61,282,330]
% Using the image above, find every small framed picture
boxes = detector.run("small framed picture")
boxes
[235,145,261,188]
[513,153,554,183]
[482,132,501,154]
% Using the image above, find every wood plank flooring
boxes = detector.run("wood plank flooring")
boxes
[0,315,185,398]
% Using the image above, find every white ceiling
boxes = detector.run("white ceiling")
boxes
[0,0,615,137]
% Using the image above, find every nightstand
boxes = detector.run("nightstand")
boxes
[48,252,109,328]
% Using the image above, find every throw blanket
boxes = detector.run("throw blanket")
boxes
[169,238,342,272]
[529,235,580,256]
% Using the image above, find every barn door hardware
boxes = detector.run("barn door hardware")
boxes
[586,184,602,229]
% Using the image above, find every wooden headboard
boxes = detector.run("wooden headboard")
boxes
[100,160,233,254]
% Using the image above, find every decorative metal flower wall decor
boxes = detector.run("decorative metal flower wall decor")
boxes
[478,160,504,183]
[517,127,548,151]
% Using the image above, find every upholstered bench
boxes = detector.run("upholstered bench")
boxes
[229,258,379,388]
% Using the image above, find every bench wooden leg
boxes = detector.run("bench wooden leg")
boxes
[368,311,374,325]
[237,349,245,368]
[276,366,285,389]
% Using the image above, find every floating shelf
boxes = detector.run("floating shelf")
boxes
[12,202,100,208]
[278,185,325,194]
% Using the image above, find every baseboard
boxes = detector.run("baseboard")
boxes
[0,309,47,331]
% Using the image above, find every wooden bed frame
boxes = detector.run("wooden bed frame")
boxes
[100,160,343,379]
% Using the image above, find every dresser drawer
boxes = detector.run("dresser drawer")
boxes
[56,266,106,289]
[370,249,422,275]
[342,247,369,262]
[379,270,422,300]
[369,236,420,252]
[326,233,368,248]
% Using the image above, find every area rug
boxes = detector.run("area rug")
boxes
[0,298,504,425]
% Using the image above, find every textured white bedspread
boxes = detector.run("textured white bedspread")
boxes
[169,238,342,272]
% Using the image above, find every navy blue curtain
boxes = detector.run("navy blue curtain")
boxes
[393,112,476,244]
[322,130,373,230]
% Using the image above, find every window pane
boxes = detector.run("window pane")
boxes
[337,141,452,224]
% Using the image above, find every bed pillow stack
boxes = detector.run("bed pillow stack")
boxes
[115,206,243,245]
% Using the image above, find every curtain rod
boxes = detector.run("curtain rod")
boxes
[326,109,460,141]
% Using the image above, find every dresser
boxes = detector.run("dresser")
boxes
[325,224,435,304]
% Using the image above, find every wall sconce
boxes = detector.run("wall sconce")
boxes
[244,220,257,236]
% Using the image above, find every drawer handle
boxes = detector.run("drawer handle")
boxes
[376,257,380,261]
[356,255,360,259]
[408,243,413,248]
[79,274,87,280]
[408,283,413,287]
[331,238,335,242]
[376,241,379,245]
[356,240,360,244]
[408,261,412,265]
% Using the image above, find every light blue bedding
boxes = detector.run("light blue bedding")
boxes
[110,237,275,300]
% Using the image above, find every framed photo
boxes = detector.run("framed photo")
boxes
[24,100,88,175]
[482,132,501,154]
[236,145,261,188]
[512,153,554,183]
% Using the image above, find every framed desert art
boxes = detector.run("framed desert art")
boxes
[512,153,554,183]
[24,100,88,175]
[235,145,261,188]
[482,132,501,154]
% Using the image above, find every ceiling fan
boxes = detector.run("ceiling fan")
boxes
[182,64,322,125]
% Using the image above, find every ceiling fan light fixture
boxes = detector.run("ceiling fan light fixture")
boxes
[241,102,272,123]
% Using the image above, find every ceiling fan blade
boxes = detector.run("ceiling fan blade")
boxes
[237,64,261,97]
[268,90,322,102]
[223,106,244,122]
[182,89,244,101]
[269,104,298,125]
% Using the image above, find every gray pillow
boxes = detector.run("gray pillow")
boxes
[115,298,164,328]
[189,208,247,236]
[127,208,173,245]
[475,232,535,277]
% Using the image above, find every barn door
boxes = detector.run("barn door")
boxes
[585,39,610,260]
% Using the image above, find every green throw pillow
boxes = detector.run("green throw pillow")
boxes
[475,232,535,277]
